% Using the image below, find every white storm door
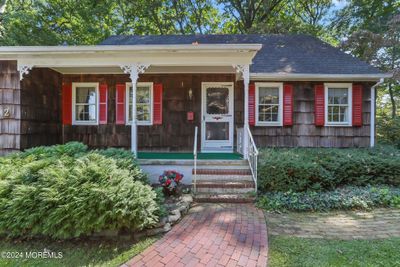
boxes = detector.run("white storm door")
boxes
[201,82,234,152]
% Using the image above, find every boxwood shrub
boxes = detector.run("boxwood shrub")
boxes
[258,146,400,192]
[0,142,160,239]
[257,186,400,212]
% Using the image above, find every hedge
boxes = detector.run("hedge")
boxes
[0,142,160,239]
[258,146,400,192]
[257,186,400,212]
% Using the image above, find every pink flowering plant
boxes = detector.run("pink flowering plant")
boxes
[159,170,184,196]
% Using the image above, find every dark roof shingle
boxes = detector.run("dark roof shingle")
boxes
[100,34,381,75]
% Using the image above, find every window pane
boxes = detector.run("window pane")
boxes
[205,122,229,140]
[75,104,96,121]
[259,87,279,104]
[328,88,348,105]
[76,87,96,104]
[137,104,150,121]
[206,87,229,114]
[258,104,279,122]
[137,87,150,104]
[128,85,151,123]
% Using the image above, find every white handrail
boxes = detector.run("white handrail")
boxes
[245,126,258,192]
[193,126,198,193]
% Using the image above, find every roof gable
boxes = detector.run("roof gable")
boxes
[100,34,382,75]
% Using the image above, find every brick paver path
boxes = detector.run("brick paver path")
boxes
[125,203,268,267]
[266,208,400,240]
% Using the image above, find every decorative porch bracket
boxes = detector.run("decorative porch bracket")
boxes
[120,63,150,155]
[17,64,34,81]
[233,64,250,159]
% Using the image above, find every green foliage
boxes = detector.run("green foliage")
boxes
[377,116,400,148]
[0,143,159,239]
[258,147,400,192]
[257,186,400,212]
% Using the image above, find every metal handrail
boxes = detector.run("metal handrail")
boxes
[245,126,259,192]
[193,126,198,193]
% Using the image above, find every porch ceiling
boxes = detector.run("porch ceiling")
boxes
[50,65,237,75]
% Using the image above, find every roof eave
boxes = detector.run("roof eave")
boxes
[250,73,392,82]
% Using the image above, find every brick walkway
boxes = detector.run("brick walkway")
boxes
[266,208,400,240]
[125,203,268,267]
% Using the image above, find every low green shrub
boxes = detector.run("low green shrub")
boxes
[258,146,400,192]
[0,143,158,239]
[257,186,400,212]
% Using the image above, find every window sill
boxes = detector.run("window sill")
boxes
[255,122,283,127]
[325,123,352,127]
[72,122,99,126]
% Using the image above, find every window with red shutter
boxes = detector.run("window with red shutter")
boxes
[153,83,163,125]
[314,84,325,126]
[249,83,256,126]
[99,84,108,124]
[352,84,363,126]
[283,84,294,126]
[116,84,126,125]
[62,83,72,125]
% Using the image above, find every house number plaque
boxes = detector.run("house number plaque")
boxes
[3,108,10,118]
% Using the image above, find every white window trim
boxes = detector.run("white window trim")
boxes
[72,82,99,125]
[255,82,283,126]
[324,83,352,126]
[125,82,154,126]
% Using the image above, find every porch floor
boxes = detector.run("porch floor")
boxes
[137,152,243,160]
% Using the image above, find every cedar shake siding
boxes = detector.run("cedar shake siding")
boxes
[20,68,62,149]
[0,61,20,155]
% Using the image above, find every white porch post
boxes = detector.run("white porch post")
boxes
[120,63,150,155]
[234,64,250,159]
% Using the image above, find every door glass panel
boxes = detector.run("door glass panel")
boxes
[206,87,229,114]
[205,122,229,140]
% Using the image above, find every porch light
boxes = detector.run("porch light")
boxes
[188,88,193,100]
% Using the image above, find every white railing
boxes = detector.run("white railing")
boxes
[242,127,258,192]
[193,126,198,193]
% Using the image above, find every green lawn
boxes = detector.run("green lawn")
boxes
[269,235,400,267]
[0,237,157,267]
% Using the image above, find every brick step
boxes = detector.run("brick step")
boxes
[193,169,252,175]
[194,193,256,203]
[193,180,255,194]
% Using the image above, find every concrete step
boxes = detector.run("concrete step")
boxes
[194,193,256,203]
[194,174,253,182]
[193,169,252,175]
[139,159,248,166]
[194,180,255,194]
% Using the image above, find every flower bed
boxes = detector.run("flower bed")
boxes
[257,186,400,212]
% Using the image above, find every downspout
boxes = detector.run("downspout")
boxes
[370,78,384,148]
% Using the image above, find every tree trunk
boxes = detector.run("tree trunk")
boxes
[388,82,397,118]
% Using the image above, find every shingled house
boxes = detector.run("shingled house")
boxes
[0,34,390,194]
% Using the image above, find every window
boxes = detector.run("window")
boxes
[255,82,283,126]
[72,83,99,125]
[126,82,153,125]
[325,83,352,126]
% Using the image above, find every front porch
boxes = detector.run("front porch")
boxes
[137,151,243,160]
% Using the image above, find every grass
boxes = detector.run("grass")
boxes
[0,237,158,267]
[269,235,400,267]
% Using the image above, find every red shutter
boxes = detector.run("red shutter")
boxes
[249,83,256,126]
[283,84,294,126]
[116,84,126,125]
[352,84,363,126]
[153,83,163,125]
[62,83,72,125]
[99,83,108,124]
[314,84,325,126]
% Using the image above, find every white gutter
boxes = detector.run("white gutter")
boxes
[370,78,385,148]
[0,44,262,55]
[251,73,392,82]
